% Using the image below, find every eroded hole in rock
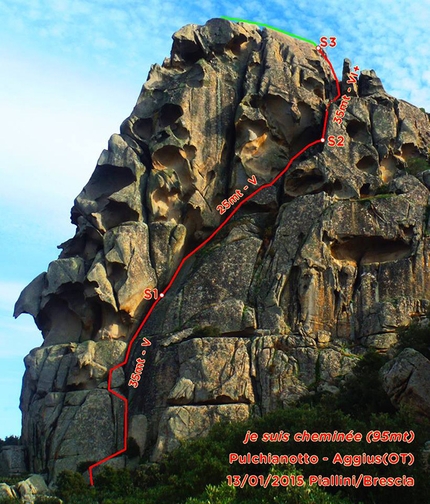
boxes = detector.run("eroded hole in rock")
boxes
[171,123,189,140]
[101,201,140,230]
[153,145,194,193]
[90,301,104,339]
[331,236,411,264]
[174,39,205,64]
[154,131,170,143]
[199,396,249,405]
[288,103,316,154]
[346,120,368,143]
[360,183,371,197]
[380,156,398,182]
[37,298,82,344]
[325,179,354,198]
[263,94,295,137]
[303,76,324,99]
[400,225,414,239]
[298,101,313,124]
[236,119,269,163]
[284,170,325,196]
[401,143,420,159]
[240,133,267,161]
[183,145,196,160]
[106,261,124,285]
[83,165,135,200]
[185,64,204,88]
[151,186,180,222]
[55,285,87,318]
[236,119,267,146]
[249,95,260,109]
[183,205,204,242]
[226,33,248,55]
[356,155,378,174]
[307,59,323,72]
[133,118,153,140]
[158,104,183,128]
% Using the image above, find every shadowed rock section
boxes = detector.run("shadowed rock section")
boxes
[14,18,430,480]
[330,236,412,263]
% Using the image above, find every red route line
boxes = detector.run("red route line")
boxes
[89,43,341,486]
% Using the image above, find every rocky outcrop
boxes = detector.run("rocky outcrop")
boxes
[0,475,50,503]
[0,482,18,500]
[0,446,26,477]
[380,348,430,418]
[15,18,430,480]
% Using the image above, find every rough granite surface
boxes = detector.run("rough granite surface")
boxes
[14,18,430,480]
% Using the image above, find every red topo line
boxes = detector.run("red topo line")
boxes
[89,38,340,487]
[317,46,341,102]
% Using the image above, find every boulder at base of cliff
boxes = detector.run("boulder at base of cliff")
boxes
[16,474,49,503]
[0,482,18,499]
[380,348,430,419]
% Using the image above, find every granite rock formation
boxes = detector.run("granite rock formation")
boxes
[0,475,48,503]
[380,348,430,419]
[14,18,430,480]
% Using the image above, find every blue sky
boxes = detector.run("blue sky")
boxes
[1,0,430,438]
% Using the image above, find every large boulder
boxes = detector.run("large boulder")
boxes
[380,348,430,418]
[16,474,48,503]
[0,482,18,499]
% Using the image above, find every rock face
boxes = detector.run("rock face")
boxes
[0,475,49,504]
[0,446,27,477]
[15,19,430,480]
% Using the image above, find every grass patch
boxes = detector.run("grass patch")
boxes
[405,156,430,176]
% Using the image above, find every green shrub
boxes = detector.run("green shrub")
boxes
[185,466,354,504]
[55,470,93,502]
[0,436,20,448]
[185,481,236,504]
[334,350,395,420]
[405,156,430,176]
[132,463,162,490]
[0,476,26,486]
[49,344,430,504]
[76,461,97,474]
[50,400,430,504]
[397,319,430,358]
[34,497,63,503]
[374,183,391,195]
[94,466,135,498]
